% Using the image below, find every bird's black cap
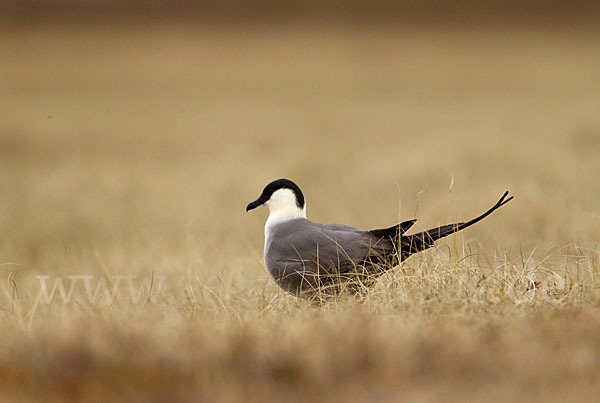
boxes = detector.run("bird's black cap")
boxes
[246,178,305,211]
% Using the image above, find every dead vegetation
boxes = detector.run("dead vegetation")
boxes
[1,18,600,402]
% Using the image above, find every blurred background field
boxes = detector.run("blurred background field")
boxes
[1,2,600,402]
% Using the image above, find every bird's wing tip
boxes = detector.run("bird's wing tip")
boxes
[498,192,514,208]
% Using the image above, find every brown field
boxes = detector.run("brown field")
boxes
[1,16,600,402]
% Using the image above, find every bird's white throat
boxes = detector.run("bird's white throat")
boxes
[264,188,306,242]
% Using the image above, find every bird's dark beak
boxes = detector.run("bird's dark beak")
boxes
[246,200,262,212]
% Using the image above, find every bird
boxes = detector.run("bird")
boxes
[246,178,512,300]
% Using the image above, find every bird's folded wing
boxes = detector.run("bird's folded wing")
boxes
[271,223,393,277]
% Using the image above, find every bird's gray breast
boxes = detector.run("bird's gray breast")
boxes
[264,218,391,294]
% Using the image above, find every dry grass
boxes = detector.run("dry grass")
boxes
[1,18,600,402]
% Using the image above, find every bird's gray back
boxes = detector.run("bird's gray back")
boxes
[265,218,394,295]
